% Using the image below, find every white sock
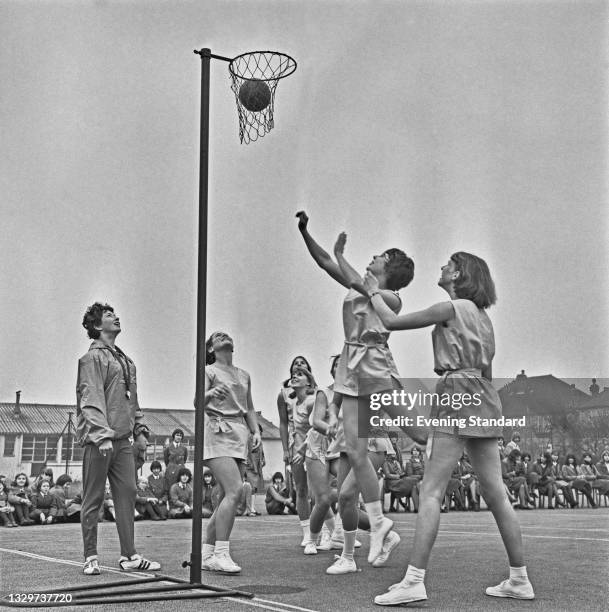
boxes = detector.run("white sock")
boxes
[300,519,310,538]
[404,565,426,583]
[214,541,229,556]
[364,500,384,528]
[202,543,215,559]
[342,529,357,561]
[509,566,528,582]
[309,530,320,545]
[334,512,343,532]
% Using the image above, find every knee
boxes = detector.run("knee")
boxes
[316,491,331,508]
[419,481,445,504]
[344,448,367,469]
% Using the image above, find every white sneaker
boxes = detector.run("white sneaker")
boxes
[39,513,46,524]
[367,517,393,564]
[330,534,362,549]
[485,579,535,600]
[371,530,401,568]
[201,556,215,571]
[317,530,333,551]
[83,556,101,576]
[304,542,318,555]
[300,537,308,547]
[374,580,427,605]
[326,554,358,575]
[118,554,161,571]
[204,553,241,573]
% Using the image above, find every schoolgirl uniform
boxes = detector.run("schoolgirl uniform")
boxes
[430,298,503,439]
[0,486,17,527]
[164,443,188,487]
[30,489,59,522]
[334,289,401,398]
[8,482,34,525]
[204,362,251,461]
[168,481,193,517]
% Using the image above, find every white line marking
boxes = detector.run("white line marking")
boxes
[0,547,322,612]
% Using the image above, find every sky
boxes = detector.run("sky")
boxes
[1,1,608,427]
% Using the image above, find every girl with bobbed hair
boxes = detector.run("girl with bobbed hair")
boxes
[578,452,609,497]
[201,331,261,574]
[163,428,188,488]
[534,453,558,508]
[8,473,35,525]
[297,211,423,571]
[365,252,534,605]
[276,355,315,545]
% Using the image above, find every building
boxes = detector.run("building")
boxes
[0,397,282,481]
[499,375,609,457]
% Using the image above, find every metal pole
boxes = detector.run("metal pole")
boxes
[190,47,211,584]
[65,411,73,474]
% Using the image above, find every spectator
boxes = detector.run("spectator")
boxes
[457,452,480,511]
[8,473,35,525]
[502,450,533,510]
[235,474,255,517]
[594,451,609,499]
[50,475,73,522]
[443,464,465,512]
[0,480,18,527]
[388,432,404,467]
[578,453,609,497]
[497,437,507,460]
[382,452,412,512]
[202,470,220,519]
[32,467,55,490]
[135,477,164,521]
[534,453,558,509]
[147,461,169,519]
[30,479,59,524]
[550,452,577,508]
[169,467,193,518]
[404,446,425,512]
[561,454,596,507]
[164,429,188,488]
[505,432,521,455]
[521,453,539,497]
[265,472,296,515]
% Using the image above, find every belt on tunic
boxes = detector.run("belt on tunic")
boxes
[437,367,482,381]
[343,340,389,371]
[207,414,245,434]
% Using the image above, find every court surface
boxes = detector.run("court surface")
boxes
[1,505,607,611]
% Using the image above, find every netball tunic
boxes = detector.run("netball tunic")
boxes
[292,394,314,459]
[431,299,502,437]
[333,289,401,397]
[204,363,251,460]
[279,387,297,458]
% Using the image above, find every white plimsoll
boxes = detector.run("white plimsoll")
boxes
[367,517,393,563]
[371,530,401,568]
[203,553,242,573]
[326,554,357,575]
[485,579,535,600]
[374,580,427,606]
[317,529,333,550]
[118,554,161,571]
[83,556,101,576]
[304,542,318,555]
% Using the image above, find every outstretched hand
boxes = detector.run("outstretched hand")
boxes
[334,232,347,256]
[296,211,309,231]
[364,271,380,294]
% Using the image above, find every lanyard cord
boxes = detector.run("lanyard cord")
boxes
[105,344,131,398]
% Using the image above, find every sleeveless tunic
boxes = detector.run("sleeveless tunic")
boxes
[204,363,250,460]
[334,289,401,397]
[430,299,502,437]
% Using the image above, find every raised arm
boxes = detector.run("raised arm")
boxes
[364,271,454,330]
[296,211,350,288]
[333,232,366,294]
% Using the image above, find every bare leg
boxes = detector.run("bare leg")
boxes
[291,460,310,520]
[204,457,242,543]
[307,458,332,534]
[466,438,525,567]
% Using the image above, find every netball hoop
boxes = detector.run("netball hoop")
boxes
[229,51,297,143]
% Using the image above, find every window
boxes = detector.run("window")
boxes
[21,435,59,462]
[3,434,16,457]
[61,435,84,462]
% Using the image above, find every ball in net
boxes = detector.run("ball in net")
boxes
[238,79,272,113]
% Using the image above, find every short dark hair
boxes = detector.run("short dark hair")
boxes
[56,474,72,487]
[177,467,192,483]
[565,453,577,467]
[383,249,414,291]
[272,472,284,481]
[82,302,114,339]
[450,252,496,309]
[150,460,162,471]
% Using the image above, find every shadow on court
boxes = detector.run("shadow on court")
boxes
[0,504,607,611]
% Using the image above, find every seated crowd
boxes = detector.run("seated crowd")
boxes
[380,434,609,513]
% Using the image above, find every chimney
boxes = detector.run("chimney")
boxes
[14,390,21,416]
